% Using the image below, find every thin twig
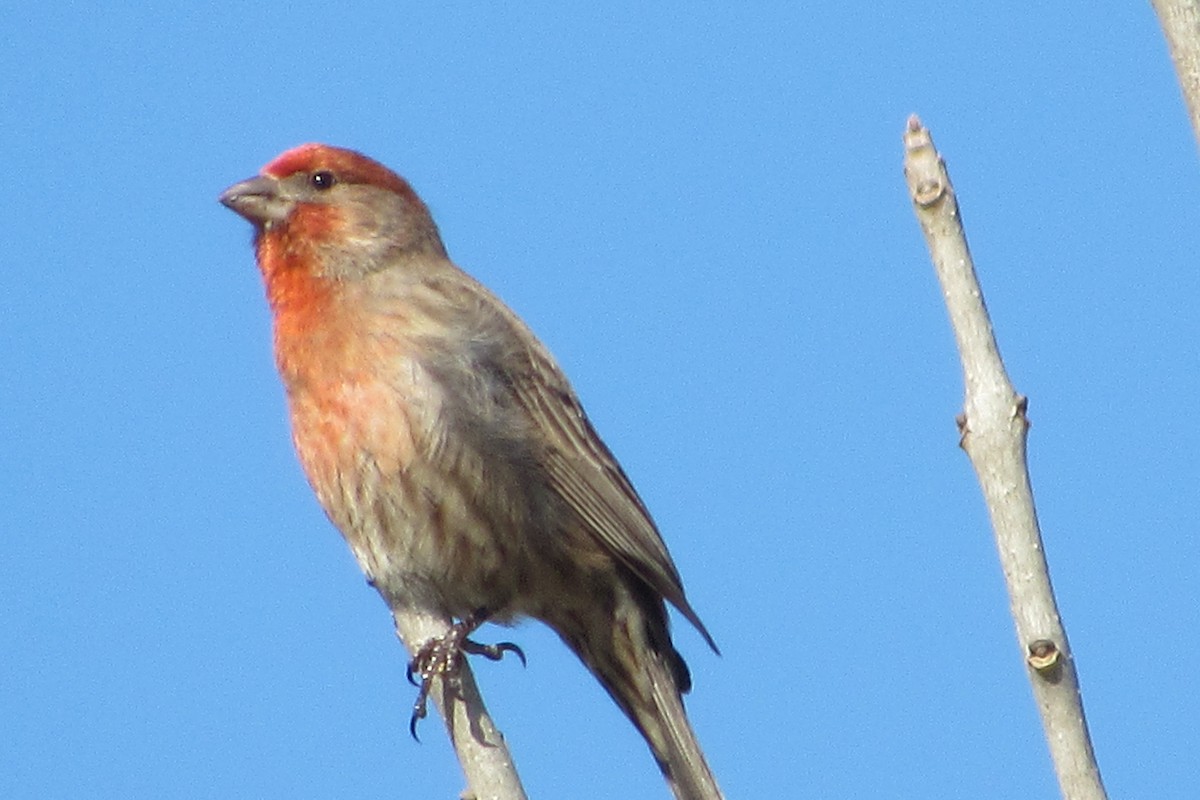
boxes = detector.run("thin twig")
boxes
[392,608,528,800]
[902,115,1107,800]
[1152,0,1200,150]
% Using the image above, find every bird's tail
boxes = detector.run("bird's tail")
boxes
[556,586,724,800]
[635,643,725,800]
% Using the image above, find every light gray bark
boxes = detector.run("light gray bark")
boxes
[903,116,1107,800]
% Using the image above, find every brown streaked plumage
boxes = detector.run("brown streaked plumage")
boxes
[220,143,723,800]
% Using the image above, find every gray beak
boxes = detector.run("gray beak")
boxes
[219,174,292,226]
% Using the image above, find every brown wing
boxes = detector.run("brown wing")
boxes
[510,326,719,654]
[427,267,717,651]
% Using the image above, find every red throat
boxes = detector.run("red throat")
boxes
[255,213,338,316]
[254,216,421,510]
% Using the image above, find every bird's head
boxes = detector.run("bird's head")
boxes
[220,143,446,282]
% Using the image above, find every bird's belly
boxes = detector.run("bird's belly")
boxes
[290,386,546,621]
[347,460,533,618]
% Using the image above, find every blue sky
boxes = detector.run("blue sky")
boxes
[2,4,1196,798]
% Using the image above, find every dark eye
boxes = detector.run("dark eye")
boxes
[310,170,337,190]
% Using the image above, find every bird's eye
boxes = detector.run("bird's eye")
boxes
[310,171,337,190]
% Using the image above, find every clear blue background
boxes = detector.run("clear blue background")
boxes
[2,4,1196,798]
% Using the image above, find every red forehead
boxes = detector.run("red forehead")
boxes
[262,143,412,196]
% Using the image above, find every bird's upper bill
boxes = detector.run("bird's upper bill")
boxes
[219,174,290,227]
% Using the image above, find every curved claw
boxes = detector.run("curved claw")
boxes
[462,638,526,667]
[404,610,528,740]
[408,693,428,742]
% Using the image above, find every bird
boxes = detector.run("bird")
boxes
[220,143,724,800]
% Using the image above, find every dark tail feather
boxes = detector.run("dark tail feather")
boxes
[635,645,725,800]
[556,587,724,800]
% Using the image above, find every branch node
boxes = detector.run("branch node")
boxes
[1027,638,1063,680]
[913,178,946,207]
[1013,395,1031,427]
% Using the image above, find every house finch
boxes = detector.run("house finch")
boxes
[220,144,723,800]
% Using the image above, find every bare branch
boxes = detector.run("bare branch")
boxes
[902,116,1107,800]
[392,608,528,800]
[1152,0,1200,150]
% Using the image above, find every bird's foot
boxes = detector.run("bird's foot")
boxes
[406,608,526,740]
